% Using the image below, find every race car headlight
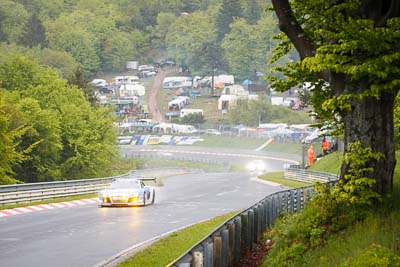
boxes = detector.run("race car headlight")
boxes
[102,194,110,203]
[128,193,140,203]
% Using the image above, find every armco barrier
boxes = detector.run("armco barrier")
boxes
[284,165,339,183]
[0,168,207,206]
[0,172,133,205]
[168,171,337,267]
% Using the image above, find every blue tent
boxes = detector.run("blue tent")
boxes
[242,79,254,86]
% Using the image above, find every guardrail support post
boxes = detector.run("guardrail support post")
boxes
[193,251,203,267]
[234,217,241,263]
[204,242,213,267]
[221,229,229,267]
[228,223,235,266]
[240,213,249,251]
[260,201,266,234]
[248,209,254,249]
[254,206,259,242]
[213,235,222,267]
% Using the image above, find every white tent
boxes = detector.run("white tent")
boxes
[218,94,237,110]
[119,84,146,97]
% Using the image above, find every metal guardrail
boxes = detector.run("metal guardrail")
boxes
[0,172,132,205]
[0,168,208,206]
[168,170,337,267]
[284,165,339,183]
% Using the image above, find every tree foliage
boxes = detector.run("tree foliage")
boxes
[271,0,400,194]
[216,0,243,41]
[0,55,118,183]
[227,97,311,126]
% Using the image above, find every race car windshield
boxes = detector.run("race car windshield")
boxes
[109,181,141,189]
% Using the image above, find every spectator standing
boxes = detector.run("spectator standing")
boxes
[322,137,330,155]
[308,145,315,167]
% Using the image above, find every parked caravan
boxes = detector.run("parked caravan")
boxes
[168,96,189,110]
[114,76,140,86]
[163,77,192,90]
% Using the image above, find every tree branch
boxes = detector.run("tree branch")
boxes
[271,0,316,59]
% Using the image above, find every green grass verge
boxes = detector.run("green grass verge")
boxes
[0,193,97,210]
[118,211,239,267]
[138,157,229,171]
[259,172,311,188]
[192,135,267,149]
[262,140,304,154]
[309,151,342,174]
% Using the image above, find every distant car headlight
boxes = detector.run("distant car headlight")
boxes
[255,162,265,170]
[247,162,256,171]
[247,161,266,172]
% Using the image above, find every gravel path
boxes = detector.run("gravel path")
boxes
[148,67,178,122]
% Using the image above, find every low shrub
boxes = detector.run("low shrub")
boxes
[340,244,400,267]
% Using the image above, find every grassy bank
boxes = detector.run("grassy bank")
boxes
[262,151,400,266]
[259,172,311,188]
[118,211,239,267]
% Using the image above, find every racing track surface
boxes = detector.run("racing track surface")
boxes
[0,147,297,267]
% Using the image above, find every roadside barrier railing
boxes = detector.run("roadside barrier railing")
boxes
[284,165,339,183]
[0,168,210,206]
[0,173,130,206]
[168,170,338,267]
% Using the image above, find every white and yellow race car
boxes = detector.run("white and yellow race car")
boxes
[98,177,156,207]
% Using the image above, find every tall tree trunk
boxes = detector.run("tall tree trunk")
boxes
[340,87,397,194]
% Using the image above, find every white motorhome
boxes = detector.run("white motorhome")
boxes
[168,96,189,110]
[163,76,192,90]
[180,108,203,118]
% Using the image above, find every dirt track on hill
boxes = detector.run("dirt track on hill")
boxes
[148,67,178,122]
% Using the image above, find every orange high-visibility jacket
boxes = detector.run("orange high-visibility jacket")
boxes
[322,139,329,151]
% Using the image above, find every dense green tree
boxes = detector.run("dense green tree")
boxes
[271,0,400,194]
[155,12,178,48]
[0,43,79,81]
[0,0,29,43]
[39,48,79,81]
[0,54,43,90]
[242,0,262,25]
[20,0,65,20]
[19,13,48,48]
[0,55,118,181]
[51,29,100,76]
[68,67,97,106]
[216,0,243,42]
[222,14,277,81]
[14,97,62,182]
[166,11,218,75]
[227,97,311,126]
[102,30,145,71]
[0,91,29,184]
